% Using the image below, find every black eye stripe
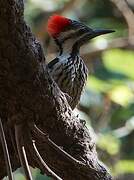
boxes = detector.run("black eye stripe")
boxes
[62,28,85,43]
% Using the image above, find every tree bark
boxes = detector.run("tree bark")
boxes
[0,0,112,179]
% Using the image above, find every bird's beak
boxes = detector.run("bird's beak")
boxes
[78,28,115,46]
[92,29,115,38]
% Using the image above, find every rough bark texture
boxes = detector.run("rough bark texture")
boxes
[0,0,112,179]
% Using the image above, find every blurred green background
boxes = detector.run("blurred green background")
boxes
[4,0,134,179]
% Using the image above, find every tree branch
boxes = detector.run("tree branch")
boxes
[110,0,134,44]
[0,118,14,180]
[0,0,112,179]
[15,124,33,180]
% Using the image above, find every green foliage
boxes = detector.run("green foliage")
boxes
[110,104,134,128]
[3,168,52,180]
[114,160,134,175]
[88,49,134,106]
[97,134,120,155]
[85,48,134,177]
[103,49,134,79]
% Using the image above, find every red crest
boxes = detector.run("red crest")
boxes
[47,15,71,37]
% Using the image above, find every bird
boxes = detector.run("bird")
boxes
[47,15,114,109]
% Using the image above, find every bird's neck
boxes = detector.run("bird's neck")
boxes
[55,38,79,57]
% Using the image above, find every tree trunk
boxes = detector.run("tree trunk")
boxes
[0,0,112,179]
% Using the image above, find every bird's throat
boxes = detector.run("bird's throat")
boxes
[55,38,79,56]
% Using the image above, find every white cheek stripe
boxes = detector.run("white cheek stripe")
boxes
[60,30,75,40]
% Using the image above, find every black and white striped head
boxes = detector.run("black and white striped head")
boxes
[47,15,114,54]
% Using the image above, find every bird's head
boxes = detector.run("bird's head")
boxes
[47,15,114,54]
